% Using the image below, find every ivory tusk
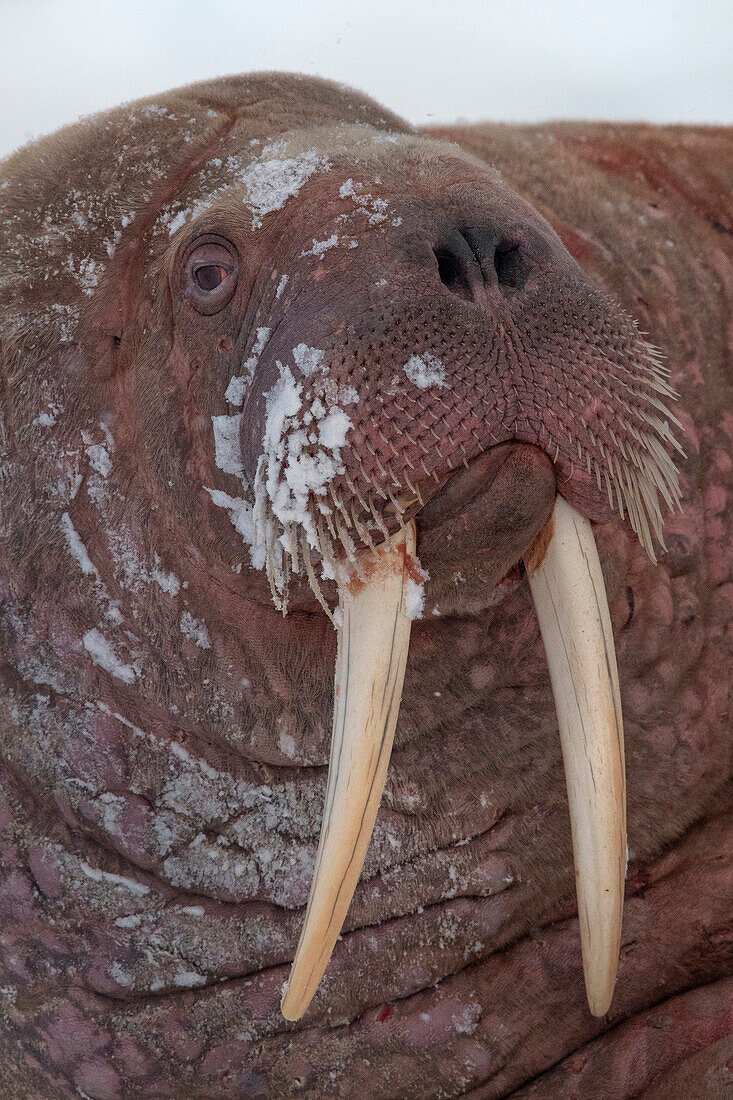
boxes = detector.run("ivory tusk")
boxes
[526,495,626,1016]
[281,521,416,1021]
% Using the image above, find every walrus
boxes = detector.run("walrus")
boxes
[0,71,731,1097]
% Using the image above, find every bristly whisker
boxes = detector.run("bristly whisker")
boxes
[249,323,682,614]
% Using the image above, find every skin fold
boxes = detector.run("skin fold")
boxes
[0,73,731,1097]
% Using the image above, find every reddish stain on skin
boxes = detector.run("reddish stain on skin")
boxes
[377,1004,393,1023]
[569,1056,588,1076]
[523,514,555,577]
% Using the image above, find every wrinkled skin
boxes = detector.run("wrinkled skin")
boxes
[0,73,731,1098]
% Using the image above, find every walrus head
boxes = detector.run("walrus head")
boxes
[0,74,682,1025]
[159,125,680,609]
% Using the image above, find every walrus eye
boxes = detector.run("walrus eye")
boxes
[184,239,238,314]
[194,264,228,291]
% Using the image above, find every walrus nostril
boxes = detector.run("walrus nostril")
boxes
[433,241,475,302]
[494,241,526,289]
[459,227,531,293]
[435,228,531,298]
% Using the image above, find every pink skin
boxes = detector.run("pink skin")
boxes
[0,75,731,1096]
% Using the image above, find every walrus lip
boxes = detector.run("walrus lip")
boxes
[416,442,556,603]
[417,442,552,529]
[281,492,626,1023]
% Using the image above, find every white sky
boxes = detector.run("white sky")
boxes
[2,0,731,158]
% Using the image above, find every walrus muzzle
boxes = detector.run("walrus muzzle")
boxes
[281,496,625,1021]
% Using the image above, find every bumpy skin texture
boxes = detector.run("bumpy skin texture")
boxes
[0,74,731,1097]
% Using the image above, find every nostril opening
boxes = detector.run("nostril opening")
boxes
[494,241,526,289]
[433,246,474,302]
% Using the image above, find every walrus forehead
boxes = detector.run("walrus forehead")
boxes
[147,124,506,251]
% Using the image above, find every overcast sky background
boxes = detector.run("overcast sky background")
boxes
[2,0,731,158]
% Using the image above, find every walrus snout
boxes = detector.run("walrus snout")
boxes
[231,155,679,614]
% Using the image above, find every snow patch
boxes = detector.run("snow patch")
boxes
[82,424,114,480]
[168,740,219,781]
[49,303,78,342]
[61,513,121,623]
[264,363,303,452]
[173,971,207,989]
[72,255,101,295]
[212,414,244,478]
[180,611,212,650]
[83,629,136,683]
[113,914,143,929]
[86,443,111,477]
[61,512,99,578]
[225,326,271,406]
[403,353,447,389]
[292,343,325,377]
[241,143,333,229]
[204,488,260,568]
[299,233,338,259]
[151,556,180,596]
[452,1002,482,1035]
[251,334,364,576]
[405,578,426,620]
[79,861,149,895]
[339,178,390,224]
[255,360,354,553]
[158,143,334,236]
[278,730,297,759]
[317,407,352,449]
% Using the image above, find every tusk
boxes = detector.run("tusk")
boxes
[525,496,626,1017]
[281,521,416,1021]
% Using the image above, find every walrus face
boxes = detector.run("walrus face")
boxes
[123,125,680,1018]
[154,130,679,609]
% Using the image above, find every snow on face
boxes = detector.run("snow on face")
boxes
[241,142,333,230]
[254,346,358,556]
[225,327,271,407]
[160,141,333,236]
[338,178,390,225]
[403,352,447,389]
[212,414,245,479]
[299,233,339,259]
